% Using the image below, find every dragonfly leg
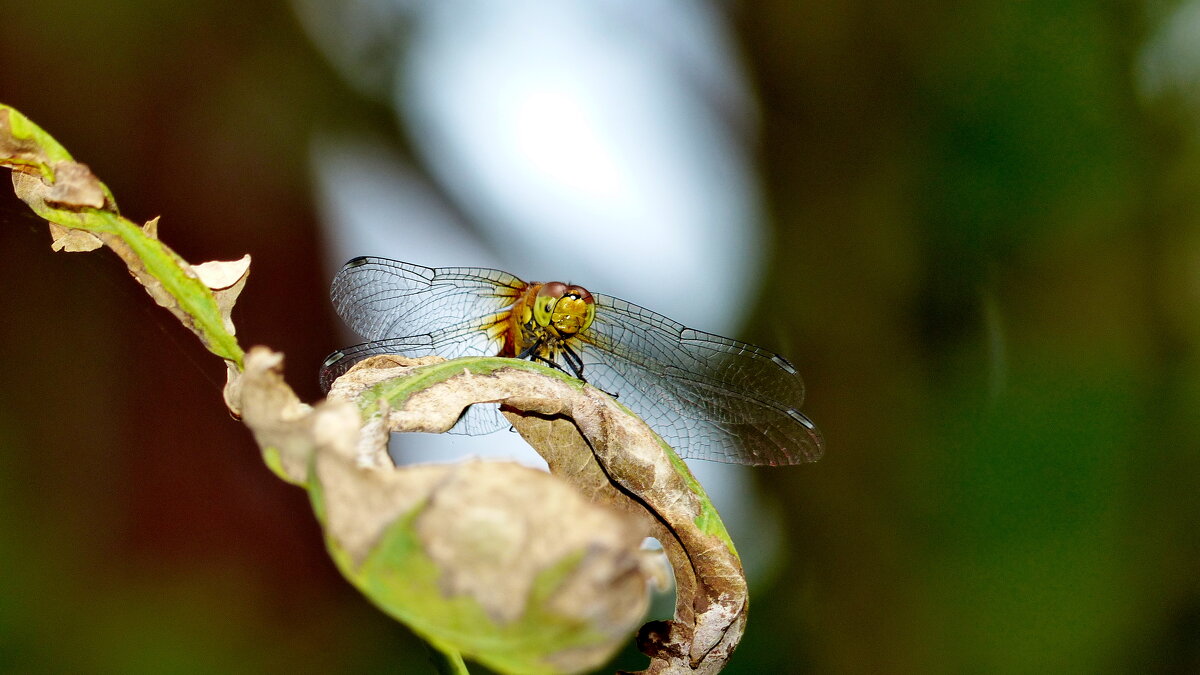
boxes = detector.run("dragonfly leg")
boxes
[518,340,570,374]
[532,354,566,371]
[560,343,586,380]
[515,342,539,360]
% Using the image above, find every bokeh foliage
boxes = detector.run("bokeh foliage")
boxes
[1,1,1197,673]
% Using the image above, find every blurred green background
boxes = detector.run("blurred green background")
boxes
[1,1,1198,673]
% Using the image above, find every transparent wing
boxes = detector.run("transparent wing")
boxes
[320,258,523,436]
[330,257,524,342]
[575,293,824,466]
[321,257,823,464]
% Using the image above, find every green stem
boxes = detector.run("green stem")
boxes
[425,639,470,675]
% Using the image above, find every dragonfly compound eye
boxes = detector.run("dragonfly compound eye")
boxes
[533,282,569,327]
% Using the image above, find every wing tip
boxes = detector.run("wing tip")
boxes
[771,353,798,374]
[784,408,825,465]
[322,350,347,369]
[318,350,348,393]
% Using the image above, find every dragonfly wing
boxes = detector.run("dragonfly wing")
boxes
[321,257,523,394]
[577,294,824,466]
[449,403,509,436]
[330,257,524,341]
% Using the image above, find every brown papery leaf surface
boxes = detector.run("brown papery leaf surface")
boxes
[327,355,750,674]
[230,349,668,673]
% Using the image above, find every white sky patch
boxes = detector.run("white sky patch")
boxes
[399,0,762,331]
[302,0,775,551]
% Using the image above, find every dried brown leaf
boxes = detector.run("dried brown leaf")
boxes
[47,221,103,252]
[192,255,251,336]
[233,347,343,485]
[11,161,109,212]
[236,349,657,674]
[330,355,749,673]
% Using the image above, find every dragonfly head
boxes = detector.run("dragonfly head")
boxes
[533,282,595,337]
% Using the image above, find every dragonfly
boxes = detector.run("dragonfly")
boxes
[320,257,824,466]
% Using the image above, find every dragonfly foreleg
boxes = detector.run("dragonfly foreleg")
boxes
[516,340,541,361]
[518,339,569,374]
[560,343,586,381]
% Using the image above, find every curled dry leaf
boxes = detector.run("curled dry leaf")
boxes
[234,348,661,674]
[192,255,252,336]
[48,221,103,252]
[329,355,749,674]
[13,160,108,210]
[0,106,73,178]
[232,348,332,485]
[330,460,655,675]
[2,106,111,212]
[11,167,112,230]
